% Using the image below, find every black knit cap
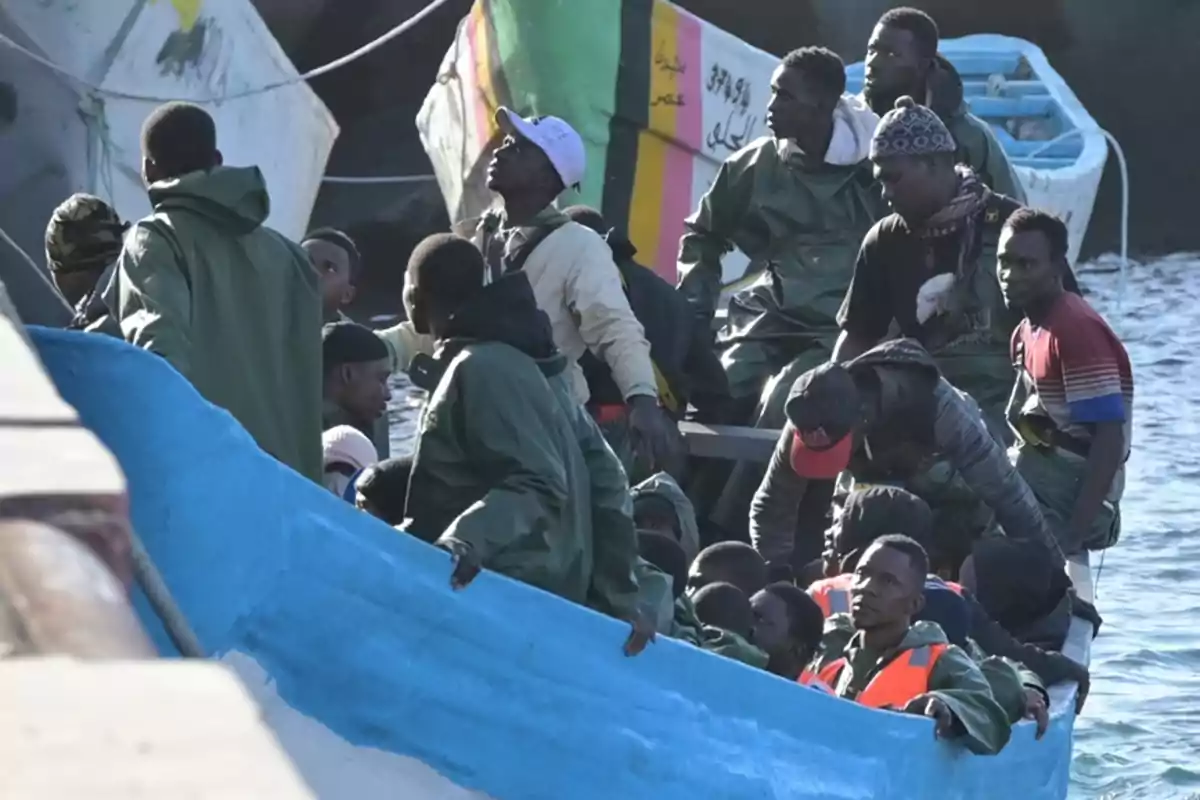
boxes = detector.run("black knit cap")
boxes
[322,321,389,368]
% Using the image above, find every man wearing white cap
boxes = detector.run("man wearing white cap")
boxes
[463,107,676,475]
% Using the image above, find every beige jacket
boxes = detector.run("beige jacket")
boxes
[375,322,433,374]
[382,218,656,406]
[479,218,657,405]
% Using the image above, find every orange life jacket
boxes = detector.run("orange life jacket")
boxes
[808,573,854,618]
[797,665,838,693]
[818,643,948,709]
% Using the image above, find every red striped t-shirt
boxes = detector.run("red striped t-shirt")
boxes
[1010,291,1133,451]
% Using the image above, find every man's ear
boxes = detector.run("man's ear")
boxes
[213,149,224,167]
[343,284,357,305]
[909,588,926,619]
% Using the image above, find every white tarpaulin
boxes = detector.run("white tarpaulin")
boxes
[0,0,337,274]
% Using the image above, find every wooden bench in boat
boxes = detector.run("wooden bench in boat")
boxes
[678,421,778,464]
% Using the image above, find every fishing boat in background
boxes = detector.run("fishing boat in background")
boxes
[418,1,1110,288]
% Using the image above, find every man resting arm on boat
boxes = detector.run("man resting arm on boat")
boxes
[117,102,323,482]
[399,235,651,654]
[750,339,1065,575]
[803,536,1011,754]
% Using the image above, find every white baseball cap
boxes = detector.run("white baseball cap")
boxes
[495,107,586,189]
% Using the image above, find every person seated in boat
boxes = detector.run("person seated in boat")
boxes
[860,7,1024,201]
[833,95,1038,440]
[563,206,731,440]
[460,109,676,475]
[687,541,769,598]
[803,535,1012,754]
[354,456,412,525]
[322,321,393,459]
[675,45,885,542]
[115,101,323,482]
[44,193,128,336]
[961,536,1102,653]
[686,581,770,669]
[302,227,361,324]
[632,471,701,565]
[693,581,755,639]
[998,208,1132,556]
[398,233,652,655]
[321,425,378,502]
[636,531,689,635]
[750,340,1065,583]
[815,485,1090,700]
[749,582,826,681]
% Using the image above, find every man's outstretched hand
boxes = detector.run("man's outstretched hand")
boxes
[903,693,956,739]
[623,608,657,657]
[627,395,680,474]
[439,539,482,590]
[1024,688,1050,740]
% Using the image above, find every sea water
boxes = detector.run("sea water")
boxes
[387,256,1200,800]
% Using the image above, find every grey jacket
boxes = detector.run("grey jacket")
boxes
[749,339,1063,568]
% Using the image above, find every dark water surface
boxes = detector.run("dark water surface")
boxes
[387,255,1200,799]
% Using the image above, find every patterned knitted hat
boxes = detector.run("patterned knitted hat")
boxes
[869,96,956,160]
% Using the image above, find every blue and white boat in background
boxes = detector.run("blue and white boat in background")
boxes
[848,34,1115,267]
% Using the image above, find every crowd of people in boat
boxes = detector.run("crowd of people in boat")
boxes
[33,7,1131,756]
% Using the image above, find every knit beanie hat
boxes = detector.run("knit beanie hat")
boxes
[869,96,956,160]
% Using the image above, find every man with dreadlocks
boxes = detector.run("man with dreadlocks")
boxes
[44,193,129,335]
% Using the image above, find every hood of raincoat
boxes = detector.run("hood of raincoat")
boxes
[631,472,700,564]
[148,166,271,236]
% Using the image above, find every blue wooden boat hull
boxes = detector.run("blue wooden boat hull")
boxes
[31,327,1079,799]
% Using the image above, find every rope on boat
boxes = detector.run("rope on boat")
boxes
[322,174,438,185]
[0,0,455,104]
[1026,128,1132,312]
[129,528,206,658]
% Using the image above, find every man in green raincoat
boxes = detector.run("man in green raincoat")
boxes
[677,46,886,538]
[861,7,1025,202]
[116,102,323,482]
[810,535,1011,755]
[400,234,651,655]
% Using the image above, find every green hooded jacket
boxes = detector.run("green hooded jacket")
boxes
[677,136,884,330]
[815,618,1011,756]
[928,55,1026,204]
[630,472,701,564]
[116,166,323,482]
[404,273,640,617]
[635,558,676,635]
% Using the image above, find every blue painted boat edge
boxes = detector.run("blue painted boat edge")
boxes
[29,327,1075,799]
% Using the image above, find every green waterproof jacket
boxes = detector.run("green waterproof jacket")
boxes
[815,618,1012,755]
[677,136,884,333]
[666,594,770,668]
[635,558,676,635]
[929,55,1026,203]
[116,166,323,482]
[404,273,640,618]
[630,472,701,564]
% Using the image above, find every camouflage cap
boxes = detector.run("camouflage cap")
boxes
[44,193,128,275]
